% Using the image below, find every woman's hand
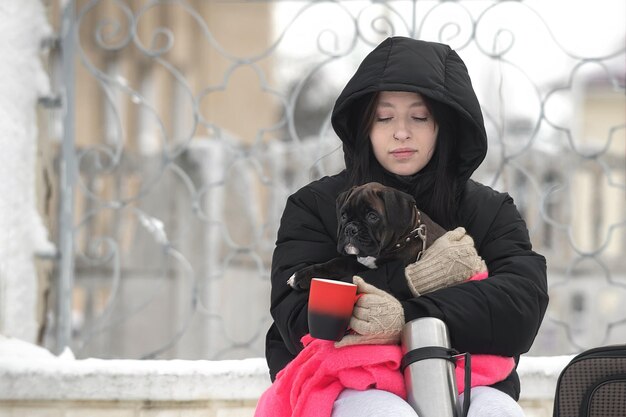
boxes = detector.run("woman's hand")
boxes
[405,227,487,296]
[335,276,405,348]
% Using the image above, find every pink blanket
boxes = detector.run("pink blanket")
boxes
[255,335,405,417]
[255,334,514,417]
[255,271,515,417]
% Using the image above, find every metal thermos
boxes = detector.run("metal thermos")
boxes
[401,317,461,417]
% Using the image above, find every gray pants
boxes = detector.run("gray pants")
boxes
[332,386,525,417]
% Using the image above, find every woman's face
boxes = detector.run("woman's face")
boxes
[369,91,438,176]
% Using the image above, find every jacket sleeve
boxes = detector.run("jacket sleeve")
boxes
[269,190,332,357]
[400,191,549,357]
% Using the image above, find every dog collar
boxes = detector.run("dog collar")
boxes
[393,207,427,261]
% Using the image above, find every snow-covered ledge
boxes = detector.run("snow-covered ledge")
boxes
[0,336,571,417]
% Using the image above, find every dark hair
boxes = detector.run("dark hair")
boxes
[346,92,460,228]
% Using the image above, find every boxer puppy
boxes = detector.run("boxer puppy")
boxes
[288,182,446,290]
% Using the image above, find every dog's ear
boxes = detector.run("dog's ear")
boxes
[380,188,416,222]
[378,188,417,247]
[336,186,357,216]
[335,187,357,239]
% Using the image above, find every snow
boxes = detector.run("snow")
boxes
[518,354,575,399]
[0,334,58,359]
[0,334,271,401]
[0,334,568,402]
[0,0,55,342]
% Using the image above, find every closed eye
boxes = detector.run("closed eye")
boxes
[412,116,428,122]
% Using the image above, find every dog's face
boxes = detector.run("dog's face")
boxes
[336,182,417,259]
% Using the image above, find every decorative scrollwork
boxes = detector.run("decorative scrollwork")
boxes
[53,0,626,359]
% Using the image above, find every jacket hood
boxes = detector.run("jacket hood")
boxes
[331,37,487,184]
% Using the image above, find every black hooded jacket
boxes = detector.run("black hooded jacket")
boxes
[265,37,548,400]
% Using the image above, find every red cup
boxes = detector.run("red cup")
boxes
[308,278,360,341]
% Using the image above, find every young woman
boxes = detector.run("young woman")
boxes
[264,37,548,416]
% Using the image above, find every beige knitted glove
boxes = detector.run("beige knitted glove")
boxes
[405,227,487,297]
[335,276,405,348]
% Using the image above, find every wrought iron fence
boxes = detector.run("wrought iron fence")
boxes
[42,0,626,359]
